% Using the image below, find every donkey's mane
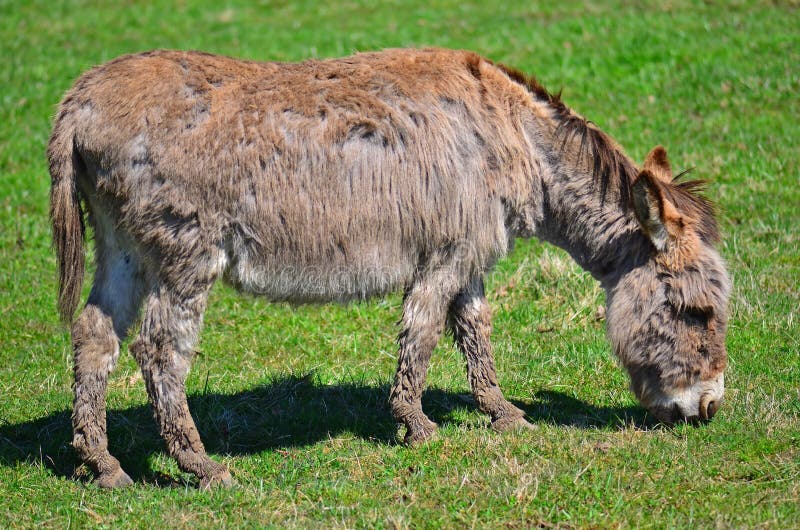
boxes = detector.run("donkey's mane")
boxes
[492,61,720,243]
[491,63,636,202]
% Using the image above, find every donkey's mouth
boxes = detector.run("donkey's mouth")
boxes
[648,404,702,425]
[650,404,694,425]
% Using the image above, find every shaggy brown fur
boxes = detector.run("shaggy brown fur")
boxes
[49,48,730,488]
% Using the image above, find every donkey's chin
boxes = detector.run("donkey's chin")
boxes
[638,373,725,425]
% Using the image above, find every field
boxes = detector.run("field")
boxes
[1,0,798,527]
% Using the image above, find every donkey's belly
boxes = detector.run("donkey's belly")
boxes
[222,238,416,303]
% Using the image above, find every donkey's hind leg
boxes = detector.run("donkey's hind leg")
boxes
[130,284,232,489]
[72,244,145,488]
[449,278,532,432]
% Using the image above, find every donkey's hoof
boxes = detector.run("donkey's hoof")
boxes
[199,468,235,490]
[95,467,133,488]
[491,415,534,433]
[403,421,438,446]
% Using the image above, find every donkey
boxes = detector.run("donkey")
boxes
[49,48,730,488]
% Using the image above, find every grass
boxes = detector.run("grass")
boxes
[1,0,798,527]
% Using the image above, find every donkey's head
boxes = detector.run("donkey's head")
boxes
[606,146,730,424]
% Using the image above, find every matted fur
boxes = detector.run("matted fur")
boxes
[48,48,730,488]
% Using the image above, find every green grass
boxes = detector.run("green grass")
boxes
[1,0,798,527]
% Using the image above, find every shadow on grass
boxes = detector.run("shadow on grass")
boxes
[0,375,649,484]
[517,390,649,429]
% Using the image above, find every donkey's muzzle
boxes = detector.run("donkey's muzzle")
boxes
[650,392,723,425]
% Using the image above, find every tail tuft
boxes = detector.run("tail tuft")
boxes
[48,118,85,323]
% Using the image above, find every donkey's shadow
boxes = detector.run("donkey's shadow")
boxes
[0,375,647,484]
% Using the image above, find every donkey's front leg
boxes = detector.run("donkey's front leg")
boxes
[130,286,232,489]
[449,279,531,432]
[389,274,455,445]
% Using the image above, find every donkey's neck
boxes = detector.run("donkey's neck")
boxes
[521,113,650,283]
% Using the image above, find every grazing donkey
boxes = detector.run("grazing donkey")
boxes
[49,48,730,488]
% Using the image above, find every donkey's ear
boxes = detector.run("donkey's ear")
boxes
[643,145,673,183]
[632,170,684,252]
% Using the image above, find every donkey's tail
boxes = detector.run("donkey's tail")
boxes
[48,108,85,324]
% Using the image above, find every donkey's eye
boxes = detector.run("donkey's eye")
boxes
[684,307,711,327]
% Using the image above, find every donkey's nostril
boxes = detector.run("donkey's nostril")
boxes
[705,400,719,420]
[699,397,721,420]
